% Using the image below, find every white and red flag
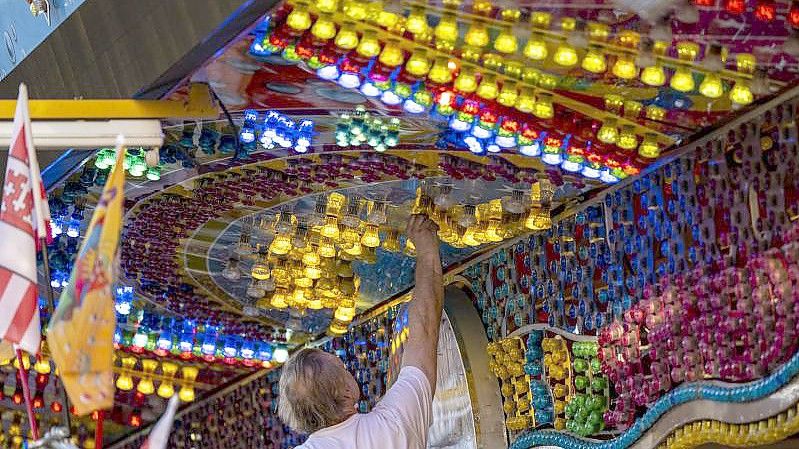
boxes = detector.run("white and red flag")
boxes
[0,83,51,355]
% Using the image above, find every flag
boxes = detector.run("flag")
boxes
[48,137,126,416]
[0,83,49,355]
[140,395,180,449]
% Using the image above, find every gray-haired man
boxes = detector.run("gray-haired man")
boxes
[278,214,444,449]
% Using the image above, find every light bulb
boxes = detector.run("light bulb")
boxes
[597,119,619,144]
[553,41,578,67]
[178,385,195,402]
[405,49,430,77]
[273,346,290,363]
[612,55,637,79]
[356,30,381,58]
[497,81,518,107]
[454,67,477,92]
[33,359,51,374]
[271,291,289,308]
[670,66,695,92]
[581,46,606,73]
[523,33,548,61]
[641,65,666,86]
[617,125,638,150]
[465,20,490,47]
[515,87,536,113]
[378,39,404,67]
[434,13,459,43]
[157,382,174,399]
[428,57,453,84]
[286,3,312,31]
[136,378,155,395]
[334,22,359,50]
[317,0,338,13]
[699,72,723,98]
[116,374,134,391]
[494,26,518,54]
[343,0,367,20]
[729,80,753,105]
[321,216,340,239]
[476,74,498,100]
[361,225,381,248]
[638,133,660,158]
[533,93,554,119]
[406,6,429,36]
[269,234,292,255]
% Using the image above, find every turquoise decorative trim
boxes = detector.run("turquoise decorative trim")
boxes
[510,350,799,449]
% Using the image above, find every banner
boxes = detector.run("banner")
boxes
[48,139,125,415]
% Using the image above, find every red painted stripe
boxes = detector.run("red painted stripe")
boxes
[3,280,37,342]
[0,269,12,294]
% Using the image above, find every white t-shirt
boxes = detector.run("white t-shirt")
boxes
[295,366,433,449]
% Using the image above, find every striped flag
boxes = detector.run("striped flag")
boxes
[140,395,179,449]
[0,83,49,355]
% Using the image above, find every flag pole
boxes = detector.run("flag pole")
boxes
[39,240,73,433]
[15,349,40,440]
[94,410,104,449]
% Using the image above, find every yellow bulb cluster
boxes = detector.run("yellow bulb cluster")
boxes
[542,336,572,430]
[487,337,534,431]
[656,402,799,449]
[115,358,198,401]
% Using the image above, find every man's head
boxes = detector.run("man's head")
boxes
[277,348,360,434]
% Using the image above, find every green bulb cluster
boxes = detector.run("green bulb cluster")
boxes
[94,148,162,180]
[335,105,401,152]
[565,341,608,436]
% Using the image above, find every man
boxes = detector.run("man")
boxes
[278,214,444,449]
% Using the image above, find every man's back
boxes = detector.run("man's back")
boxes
[296,366,433,449]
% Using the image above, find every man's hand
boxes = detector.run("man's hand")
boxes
[405,214,440,256]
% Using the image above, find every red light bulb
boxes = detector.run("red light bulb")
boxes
[724,0,746,13]
[754,0,776,21]
[51,401,63,413]
[790,1,799,27]
[12,392,22,405]
[33,394,44,409]
[130,413,142,427]
[694,0,715,4]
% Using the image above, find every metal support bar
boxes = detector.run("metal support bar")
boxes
[0,84,218,120]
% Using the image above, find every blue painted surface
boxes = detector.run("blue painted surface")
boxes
[0,0,87,80]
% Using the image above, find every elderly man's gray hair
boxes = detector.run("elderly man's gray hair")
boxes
[278,348,353,434]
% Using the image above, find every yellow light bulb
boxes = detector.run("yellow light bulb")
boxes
[597,119,619,144]
[316,0,338,13]
[497,81,518,107]
[530,11,552,28]
[617,125,638,150]
[494,26,518,54]
[454,67,477,93]
[319,239,337,258]
[699,72,723,99]
[729,80,753,105]
[670,66,695,92]
[533,92,554,119]
[157,382,174,399]
[270,234,292,255]
[334,306,356,322]
[310,13,337,40]
[612,55,637,79]
[116,374,134,391]
[321,216,340,239]
[434,13,459,43]
[640,64,666,86]
[302,251,320,266]
[304,265,322,279]
[523,33,548,61]
[376,10,399,28]
[378,39,404,67]
[515,87,536,113]
[286,2,312,31]
[581,46,606,73]
[736,53,756,74]
[465,20,490,47]
[308,298,323,310]
[361,225,381,248]
[178,385,195,402]
[405,49,431,77]
[428,57,453,84]
[476,74,498,100]
[462,227,480,246]
[676,41,700,61]
[181,365,199,381]
[33,359,51,374]
[343,0,367,20]
[271,291,289,308]
[638,133,660,158]
[645,105,666,121]
[334,22,359,50]
[553,42,578,67]
[406,6,429,35]
[356,31,381,58]
[136,378,155,395]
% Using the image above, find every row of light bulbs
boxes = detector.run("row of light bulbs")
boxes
[285,0,763,106]
[114,357,199,402]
